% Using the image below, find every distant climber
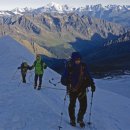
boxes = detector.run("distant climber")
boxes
[18,62,31,83]
[31,54,47,90]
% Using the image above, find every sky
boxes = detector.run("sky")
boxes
[0,0,130,10]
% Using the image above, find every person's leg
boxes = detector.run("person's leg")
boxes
[38,74,43,89]
[34,74,38,88]
[22,72,26,83]
[68,93,77,126]
[77,94,87,122]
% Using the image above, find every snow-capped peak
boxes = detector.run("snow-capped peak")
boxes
[0,4,130,17]
[0,11,11,16]
[44,2,73,13]
[11,7,33,15]
[46,2,63,11]
[104,5,128,11]
[47,2,62,8]
[77,4,129,12]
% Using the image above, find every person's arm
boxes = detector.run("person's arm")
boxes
[30,61,35,70]
[17,67,21,69]
[43,62,47,69]
[84,64,96,92]
[61,66,69,86]
[27,65,32,70]
[17,63,22,69]
[87,70,96,92]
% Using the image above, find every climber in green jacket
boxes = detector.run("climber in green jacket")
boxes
[31,54,47,90]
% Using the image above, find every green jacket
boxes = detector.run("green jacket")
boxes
[32,59,47,75]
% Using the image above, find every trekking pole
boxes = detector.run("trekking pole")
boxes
[11,69,18,80]
[87,92,94,125]
[58,93,67,130]
[49,80,61,86]
[18,80,22,87]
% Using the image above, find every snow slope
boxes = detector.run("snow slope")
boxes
[0,36,130,130]
[96,75,130,99]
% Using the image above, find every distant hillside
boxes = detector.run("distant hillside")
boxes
[0,12,129,74]
[0,13,127,58]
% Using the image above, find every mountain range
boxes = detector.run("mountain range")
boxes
[0,2,130,75]
[0,2,130,27]
[0,13,127,55]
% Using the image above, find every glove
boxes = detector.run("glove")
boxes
[28,66,32,70]
[91,84,96,92]
[29,66,34,70]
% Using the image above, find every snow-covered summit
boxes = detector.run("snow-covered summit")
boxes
[46,2,64,11]
[47,2,73,12]
[0,4,130,16]
[35,2,73,13]
[0,7,32,16]
[0,10,12,16]
[11,7,33,15]
[76,4,130,12]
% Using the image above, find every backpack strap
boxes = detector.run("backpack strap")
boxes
[66,60,73,84]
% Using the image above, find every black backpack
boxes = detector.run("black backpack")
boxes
[61,59,92,87]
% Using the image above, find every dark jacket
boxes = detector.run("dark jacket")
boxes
[61,60,94,92]
[18,62,31,74]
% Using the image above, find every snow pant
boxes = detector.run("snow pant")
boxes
[21,72,26,83]
[68,91,87,122]
[34,74,43,87]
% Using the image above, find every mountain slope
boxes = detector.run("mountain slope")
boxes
[0,12,129,74]
[75,4,130,27]
[84,31,130,74]
[0,13,127,58]
[0,36,130,130]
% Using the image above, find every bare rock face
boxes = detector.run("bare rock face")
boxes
[0,12,129,73]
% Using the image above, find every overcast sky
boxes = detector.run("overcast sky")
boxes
[0,0,130,10]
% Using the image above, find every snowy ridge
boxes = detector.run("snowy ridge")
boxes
[0,36,130,130]
[46,2,71,12]
[0,3,130,16]
[11,7,33,15]
[0,11,11,16]
[34,2,74,14]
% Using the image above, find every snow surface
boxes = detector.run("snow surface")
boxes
[0,36,130,130]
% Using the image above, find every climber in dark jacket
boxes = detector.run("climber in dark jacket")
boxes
[61,52,96,127]
[18,62,31,83]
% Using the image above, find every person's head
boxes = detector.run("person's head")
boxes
[23,62,28,67]
[74,58,81,65]
[71,52,81,65]
[36,54,41,60]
